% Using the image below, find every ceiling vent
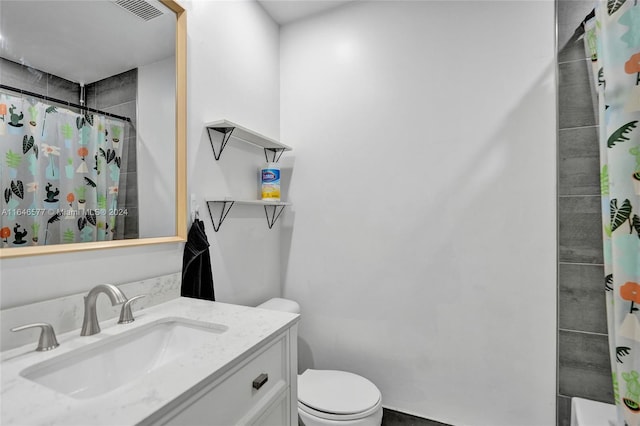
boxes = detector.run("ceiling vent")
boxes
[111,0,163,21]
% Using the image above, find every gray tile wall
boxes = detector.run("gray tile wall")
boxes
[556,1,613,425]
[86,69,139,239]
[0,57,79,104]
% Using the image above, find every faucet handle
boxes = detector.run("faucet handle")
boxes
[11,323,60,351]
[118,295,146,324]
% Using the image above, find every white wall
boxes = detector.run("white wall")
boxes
[138,56,177,238]
[0,0,281,310]
[279,1,557,425]
[182,0,282,306]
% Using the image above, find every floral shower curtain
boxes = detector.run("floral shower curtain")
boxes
[0,92,126,246]
[585,0,640,424]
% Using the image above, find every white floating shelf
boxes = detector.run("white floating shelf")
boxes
[211,199,291,206]
[206,199,291,231]
[205,119,292,161]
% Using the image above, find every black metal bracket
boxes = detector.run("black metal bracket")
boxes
[206,200,235,232]
[207,126,235,160]
[264,148,286,163]
[206,200,288,231]
[264,204,287,229]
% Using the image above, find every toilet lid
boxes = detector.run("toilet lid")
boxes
[298,369,381,415]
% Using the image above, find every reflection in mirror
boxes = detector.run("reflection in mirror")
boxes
[0,0,182,253]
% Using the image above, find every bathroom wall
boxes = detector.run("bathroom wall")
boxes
[86,68,140,240]
[184,0,282,306]
[556,1,613,425]
[0,0,281,310]
[138,57,176,239]
[0,57,80,105]
[279,2,556,425]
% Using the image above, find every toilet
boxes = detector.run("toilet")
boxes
[257,298,383,426]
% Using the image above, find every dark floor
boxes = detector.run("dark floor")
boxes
[382,408,451,426]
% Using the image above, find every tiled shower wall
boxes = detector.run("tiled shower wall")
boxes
[86,70,139,239]
[556,1,614,425]
[0,57,80,105]
[0,58,138,239]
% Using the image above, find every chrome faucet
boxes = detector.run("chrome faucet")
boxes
[81,284,127,336]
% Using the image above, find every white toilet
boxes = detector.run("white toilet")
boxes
[257,298,383,426]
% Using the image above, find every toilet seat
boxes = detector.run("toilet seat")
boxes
[298,370,382,421]
[299,397,382,421]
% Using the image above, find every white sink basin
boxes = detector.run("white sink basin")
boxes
[20,317,228,399]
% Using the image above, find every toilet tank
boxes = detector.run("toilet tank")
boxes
[257,298,301,314]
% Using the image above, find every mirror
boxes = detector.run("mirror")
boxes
[0,0,186,258]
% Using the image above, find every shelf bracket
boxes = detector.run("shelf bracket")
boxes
[264,148,286,163]
[264,204,287,229]
[206,200,235,232]
[207,126,235,160]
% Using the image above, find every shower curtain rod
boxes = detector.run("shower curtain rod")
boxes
[0,84,131,122]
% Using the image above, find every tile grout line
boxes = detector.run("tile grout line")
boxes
[558,124,599,131]
[558,328,608,337]
[558,261,604,266]
[558,57,590,65]
[96,99,137,113]
[557,392,612,405]
[558,194,601,198]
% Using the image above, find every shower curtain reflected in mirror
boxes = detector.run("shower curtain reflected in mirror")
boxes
[585,1,640,424]
[0,92,128,246]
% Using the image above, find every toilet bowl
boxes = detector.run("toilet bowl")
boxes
[298,369,383,426]
[257,298,383,426]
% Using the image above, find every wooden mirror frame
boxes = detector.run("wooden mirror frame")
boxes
[0,0,187,259]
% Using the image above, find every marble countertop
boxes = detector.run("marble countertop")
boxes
[0,297,299,426]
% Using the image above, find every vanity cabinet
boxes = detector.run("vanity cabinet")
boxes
[149,324,298,426]
[1,297,300,426]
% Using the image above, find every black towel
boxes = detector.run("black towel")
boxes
[181,219,215,301]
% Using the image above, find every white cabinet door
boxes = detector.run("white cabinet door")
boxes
[251,389,290,426]
[159,333,289,426]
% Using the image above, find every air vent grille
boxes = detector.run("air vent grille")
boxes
[112,0,163,21]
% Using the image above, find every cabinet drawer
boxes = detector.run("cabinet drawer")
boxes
[162,335,288,426]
